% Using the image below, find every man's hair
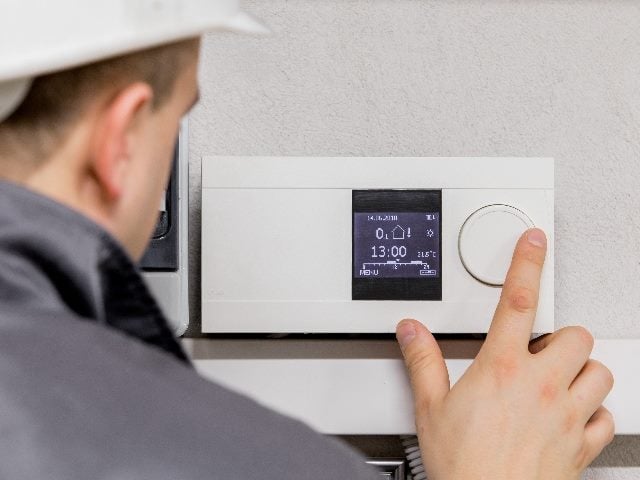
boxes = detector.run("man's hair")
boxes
[0,39,198,166]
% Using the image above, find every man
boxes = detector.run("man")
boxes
[0,1,614,479]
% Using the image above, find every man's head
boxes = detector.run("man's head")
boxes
[0,39,201,259]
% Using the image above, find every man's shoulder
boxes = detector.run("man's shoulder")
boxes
[0,305,192,381]
[0,307,376,480]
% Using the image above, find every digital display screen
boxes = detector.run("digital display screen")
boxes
[353,212,440,279]
[352,190,442,301]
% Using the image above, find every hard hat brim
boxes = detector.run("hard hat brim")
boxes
[225,12,270,35]
[0,2,268,122]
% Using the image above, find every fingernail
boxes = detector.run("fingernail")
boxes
[396,321,417,349]
[527,228,546,248]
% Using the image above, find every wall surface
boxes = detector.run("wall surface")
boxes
[187,0,640,476]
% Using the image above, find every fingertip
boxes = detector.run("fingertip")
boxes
[395,319,450,405]
[396,319,433,347]
[396,319,418,350]
[526,228,547,249]
[507,227,547,273]
[488,229,547,349]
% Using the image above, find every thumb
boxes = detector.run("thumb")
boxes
[396,319,450,408]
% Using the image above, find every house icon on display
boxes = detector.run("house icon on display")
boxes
[392,225,405,240]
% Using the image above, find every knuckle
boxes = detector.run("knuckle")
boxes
[602,426,615,447]
[503,285,538,315]
[569,326,595,351]
[414,398,430,417]
[539,380,560,406]
[604,413,616,444]
[406,349,441,377]
[591,408,616,447]
[591,360,615,392]
[604,367,615,392]
[487,350,522,383]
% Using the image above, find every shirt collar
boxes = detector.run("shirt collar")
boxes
[0,180,189,364]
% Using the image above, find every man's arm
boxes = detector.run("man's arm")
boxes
[396,228,614,480]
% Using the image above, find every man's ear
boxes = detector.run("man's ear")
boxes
[91,83,154,201]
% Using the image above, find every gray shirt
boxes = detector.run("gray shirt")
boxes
[0,181,377,480]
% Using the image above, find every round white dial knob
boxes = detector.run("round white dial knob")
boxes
[458,204,534,287]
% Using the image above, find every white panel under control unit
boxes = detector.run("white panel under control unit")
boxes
[201,157,554,334]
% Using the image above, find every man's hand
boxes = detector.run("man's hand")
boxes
[396,228,614,480]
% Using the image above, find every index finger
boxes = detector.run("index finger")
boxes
[485,228,547,352]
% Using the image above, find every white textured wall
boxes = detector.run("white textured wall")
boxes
[187,0,640,475]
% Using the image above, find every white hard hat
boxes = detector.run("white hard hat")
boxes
[0,0,267,122]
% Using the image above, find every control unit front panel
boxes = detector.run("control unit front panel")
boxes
[201,157,554,334]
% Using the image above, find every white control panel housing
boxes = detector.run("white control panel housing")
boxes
[201,157,553,334]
